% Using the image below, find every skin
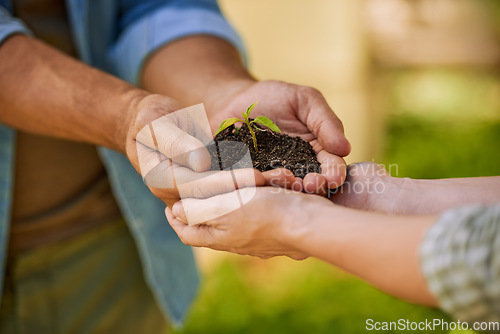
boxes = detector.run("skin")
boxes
[0,35,350,207]
[0,35,145,153]
[167,163,500,306]
[0,36,194,207]
[142,36,351,190]
[330,162,500,214]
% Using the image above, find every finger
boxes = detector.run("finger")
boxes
[166,206,186,225]
[171,194,231,226]
[172,188,257,225]
[262,168,296,189]
[145,163,265,198]
[291,178,304,192]
[298,88,351,157]
[302,173,327,196]
[166,207,212,247]
[177,167,264,199]
[136,117,211,172]
[136,141,170,178]
[316,150,347,188]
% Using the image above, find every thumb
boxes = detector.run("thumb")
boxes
[172,188,257,225]
[136,116,211,172]
[299,88,351,157]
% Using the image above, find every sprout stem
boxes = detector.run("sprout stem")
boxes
[246,122,258,152]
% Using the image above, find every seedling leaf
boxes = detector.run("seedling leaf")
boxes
[214,117,242,136]
[214,101,276,153]
[252,116,282,133]
[242,112,248,123]
[245,102,257,117]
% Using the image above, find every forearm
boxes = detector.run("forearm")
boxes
[391,176,500,215]
[141,36,254,119]
[0,35,147,152]
[286,201,438,306]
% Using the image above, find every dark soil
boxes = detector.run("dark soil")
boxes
[209,120,321,179]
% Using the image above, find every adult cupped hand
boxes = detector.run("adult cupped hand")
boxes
[125,94,298,207]
[206,80,351,195]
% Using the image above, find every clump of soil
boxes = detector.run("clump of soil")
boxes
[209,120,321,179]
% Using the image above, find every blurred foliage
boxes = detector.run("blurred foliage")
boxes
[384,116,500,179]
[380,69,500,179]
[484,0,500,35]
[175,61,499,334]
[176,257,450,334]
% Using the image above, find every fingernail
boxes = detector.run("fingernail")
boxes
[189,151,206,172]
[188,152,197,170]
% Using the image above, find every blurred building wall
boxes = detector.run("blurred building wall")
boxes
[218,0,377,163]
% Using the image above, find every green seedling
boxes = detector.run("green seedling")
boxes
[214,102,281,152]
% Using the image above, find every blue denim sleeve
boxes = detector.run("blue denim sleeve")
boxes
[0,6,32,46]
[109,0,245,85]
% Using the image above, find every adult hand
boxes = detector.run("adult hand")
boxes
[124,94,298,207]
[165,186,330,260]
[207,80,351,195]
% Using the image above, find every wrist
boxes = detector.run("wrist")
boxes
[384,177,424,215]
[203,78,256,122]
[115,88,149,153]
[140,35,256,121]
[350,169,420,215]
[390,178,456,215]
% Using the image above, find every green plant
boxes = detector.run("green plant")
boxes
[214,102,282,151]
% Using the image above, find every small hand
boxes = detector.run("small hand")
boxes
[166,187,322,260]
[207,80,351,195]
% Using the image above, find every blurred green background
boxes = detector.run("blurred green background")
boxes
[175,1,500,333]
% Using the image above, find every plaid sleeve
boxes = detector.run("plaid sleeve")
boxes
[420,203,500,324]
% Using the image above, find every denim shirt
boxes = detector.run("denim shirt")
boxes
[0,0,243,326]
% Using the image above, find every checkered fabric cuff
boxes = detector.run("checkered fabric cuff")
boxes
[421,203,500,326]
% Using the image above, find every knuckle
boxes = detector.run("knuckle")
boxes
[161,132,183,158]
[300,85,321,98]
[191,184,208,198]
